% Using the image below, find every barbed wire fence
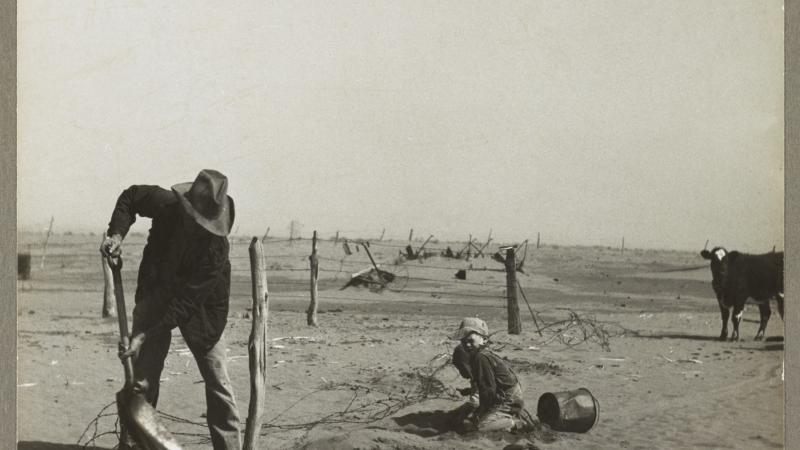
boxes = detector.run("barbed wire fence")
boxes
[24,231,628,352]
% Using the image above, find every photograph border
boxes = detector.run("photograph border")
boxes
[1,1,796,448]
[785,0,799,446]
[1,0,17,448]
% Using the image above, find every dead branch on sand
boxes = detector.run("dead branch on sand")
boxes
[78,359,459,447]
[258,359,457,434]
[494,309,627,352]
[76,401,120,449]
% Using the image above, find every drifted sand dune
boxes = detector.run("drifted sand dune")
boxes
[16,234,783,449]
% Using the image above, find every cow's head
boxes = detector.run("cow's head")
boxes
[700,247,729,286]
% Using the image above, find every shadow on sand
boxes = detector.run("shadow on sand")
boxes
[391,407,552,449]
[629,332,784,350]
[761,341,785,351]
[18,442,111,450]
[392,408,461,437]
[628,332,722,342]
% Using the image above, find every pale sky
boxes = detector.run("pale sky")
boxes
[18,1,784,251]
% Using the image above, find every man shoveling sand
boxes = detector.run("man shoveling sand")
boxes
[101,169,241,450]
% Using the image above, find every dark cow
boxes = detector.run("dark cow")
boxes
[700,247,784,341]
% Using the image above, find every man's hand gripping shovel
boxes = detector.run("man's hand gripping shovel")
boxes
[106,254,182,450]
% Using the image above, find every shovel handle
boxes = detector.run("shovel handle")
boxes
[105,253,122,271]
[106,254,135,384]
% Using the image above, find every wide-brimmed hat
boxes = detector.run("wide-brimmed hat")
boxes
[172,169,235,237]
[449,317,489,340]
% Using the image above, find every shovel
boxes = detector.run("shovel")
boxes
[107,255,183,450]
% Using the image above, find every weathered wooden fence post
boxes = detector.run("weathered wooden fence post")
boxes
[379,228,386,241]
[333,230,340,245]
[505,247,522,334]
[408,228,414,242]
[243,237,269,450]
[100,236,117,318]
[621,237,625,255]
[536,232,540,249]
[307,231,319,327]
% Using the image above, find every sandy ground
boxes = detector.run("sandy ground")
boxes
[16,234,784,449]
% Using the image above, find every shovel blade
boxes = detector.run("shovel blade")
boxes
[117,388,183,450]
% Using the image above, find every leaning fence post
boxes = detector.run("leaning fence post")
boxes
[262,227,270,242]
[243,237,269,450]
[505,247,522,334]
[100,236,117,318]
[517,280,542,336]
[40,215,54,269]
[416,234,434,259]
[307,231,319,326]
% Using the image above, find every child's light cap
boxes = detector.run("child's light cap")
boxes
[449,317,489,340]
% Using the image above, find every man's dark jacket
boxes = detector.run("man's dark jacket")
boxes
[107,185,232,352]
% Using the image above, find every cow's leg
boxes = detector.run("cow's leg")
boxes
[717,299,729,341]
[755,302,771,340]
[730,302,744,341]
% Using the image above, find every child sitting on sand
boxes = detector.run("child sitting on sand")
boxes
[449,317,526,432]
[446,342,481,428]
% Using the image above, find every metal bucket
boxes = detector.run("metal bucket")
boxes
[18,253,31,280]
[537,388,599,433]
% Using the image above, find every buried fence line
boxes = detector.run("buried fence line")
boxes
[46,269,508,292]
[314,258,505,272]
[62,273,501,291]
[30,244,502,271]
[231,275,507,289]
[363,288,504,300]
[228,282,508,298]
[401,275,506,287]
[233,253,311,259]
[229,290,506,305]
[83,235,584,331]
[233,267,316,273]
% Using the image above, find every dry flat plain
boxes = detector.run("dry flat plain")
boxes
[16,233,784,450]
